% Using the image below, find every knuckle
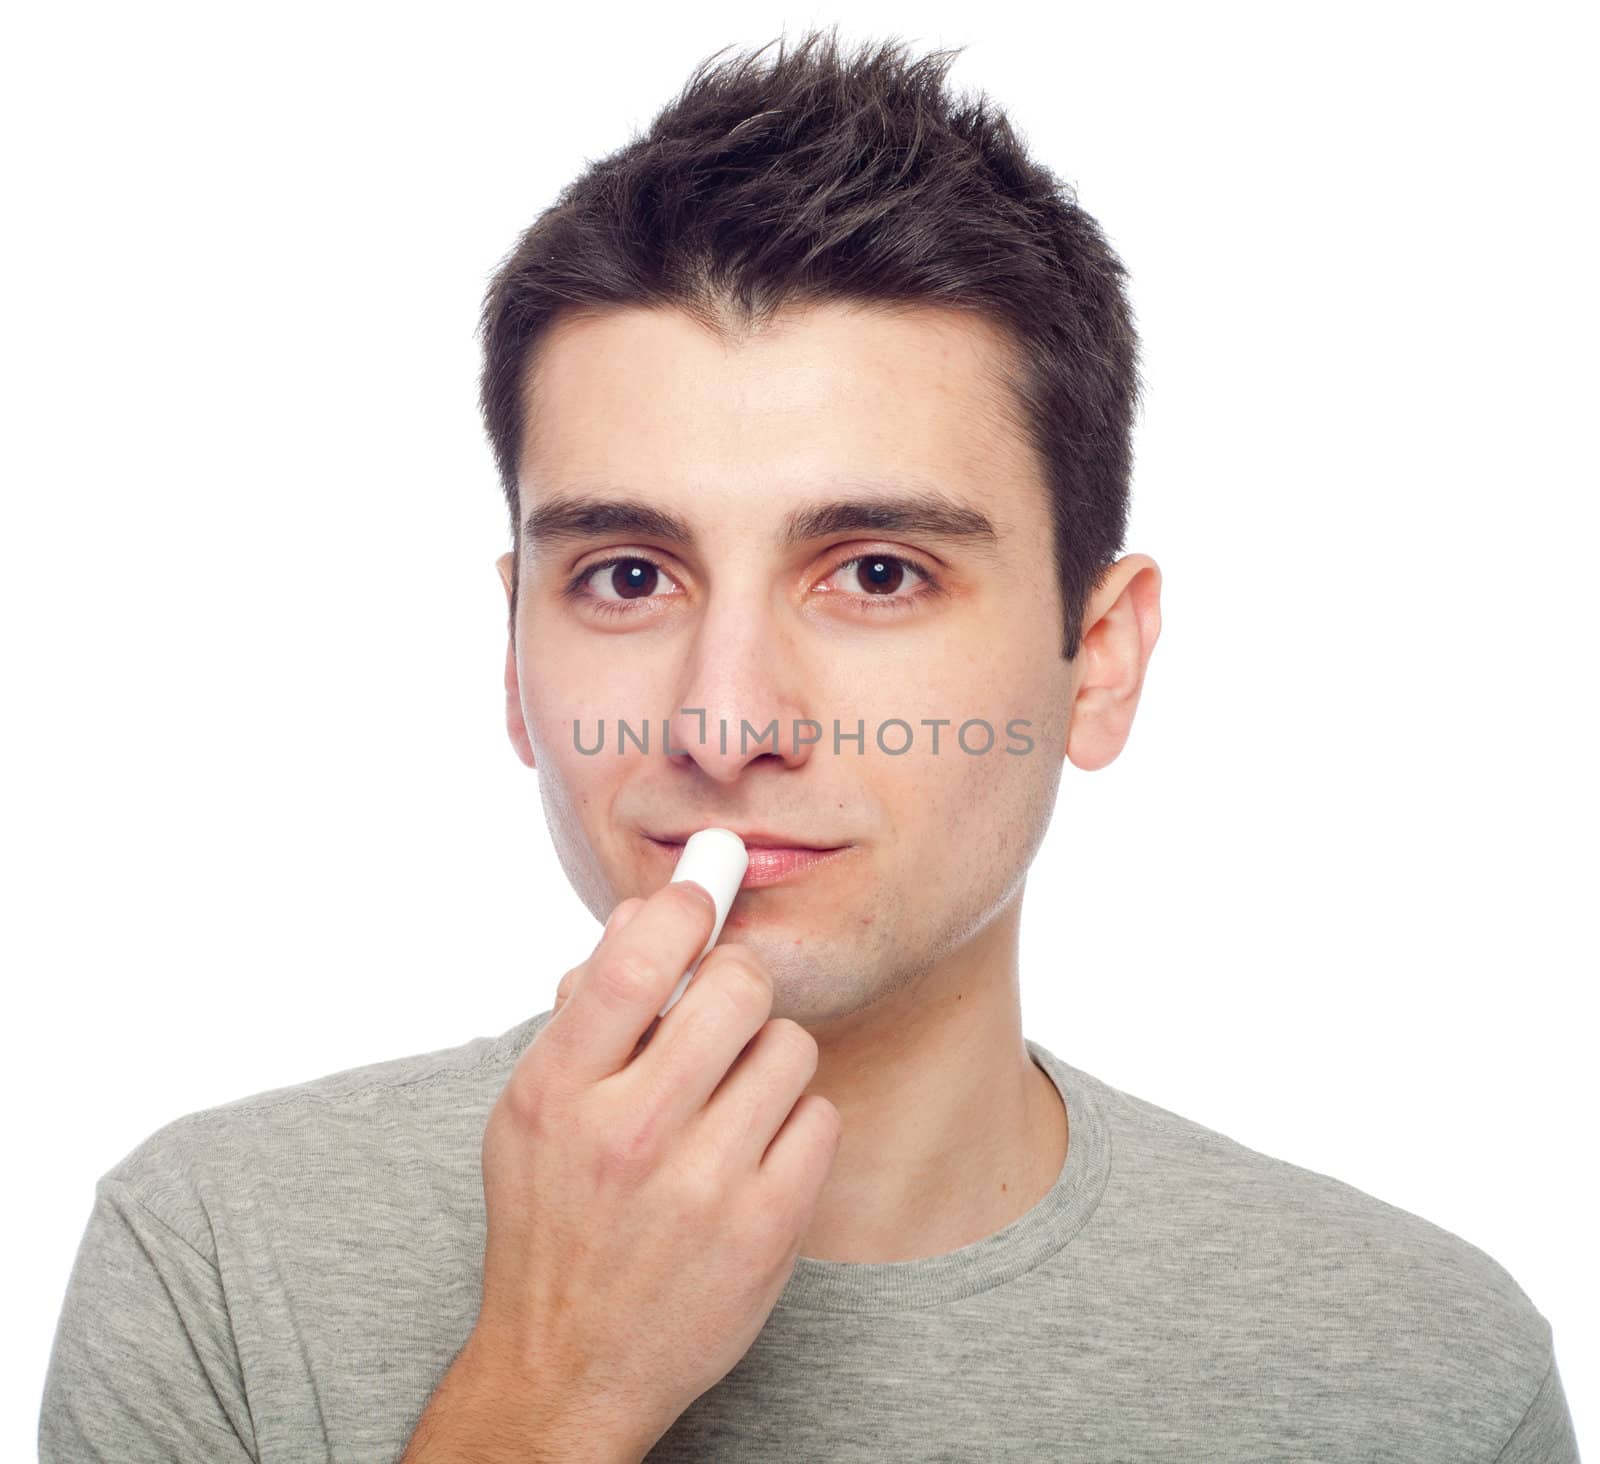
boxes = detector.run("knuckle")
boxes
[596,1105,663,1185]
[498,1070,548,1135]
[710,953,773,1014]
[593,951,658,1007]
[671,1153,724,1216]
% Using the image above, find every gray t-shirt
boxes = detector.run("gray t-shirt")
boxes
[39,1011,1580,1462]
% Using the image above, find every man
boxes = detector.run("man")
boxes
[40,27,1578,1463]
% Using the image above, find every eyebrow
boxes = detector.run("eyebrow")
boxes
[521,481,1003,561]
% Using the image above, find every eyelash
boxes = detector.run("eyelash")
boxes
[561,550,945,620]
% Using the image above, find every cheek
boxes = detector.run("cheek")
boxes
[866,725,1008,849]
[921,749,1059,927]
[522,655,646,917]
[870,675,1064,877]
[518,629,668,760]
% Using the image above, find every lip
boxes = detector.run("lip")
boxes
[644,834,853,888]
[649,828,842,850]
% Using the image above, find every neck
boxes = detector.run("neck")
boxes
[796,889,1068,1263]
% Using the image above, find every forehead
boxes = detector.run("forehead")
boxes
[516,301,1041,522]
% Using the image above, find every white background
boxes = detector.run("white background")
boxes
[5,1,1594,1453]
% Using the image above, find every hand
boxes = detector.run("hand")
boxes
[472,880,842,1456]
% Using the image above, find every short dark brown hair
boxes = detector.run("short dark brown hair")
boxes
[479,25,1143,660]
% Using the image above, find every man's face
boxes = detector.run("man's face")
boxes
[498,300,1079,1028]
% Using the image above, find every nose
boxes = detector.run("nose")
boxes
[662,585,816,784]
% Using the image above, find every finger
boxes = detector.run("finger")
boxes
[549,881,717,1083]
[557,898,647,1009]
[603,897,646,941]
[623,943,776,1132]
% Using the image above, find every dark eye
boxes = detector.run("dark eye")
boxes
[829,554,933,602]
[573,556,683,607]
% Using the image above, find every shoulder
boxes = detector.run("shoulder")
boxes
[98,1009,554,1259]
[1082,1070,1556,1453]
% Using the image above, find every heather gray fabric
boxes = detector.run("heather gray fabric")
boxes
[40,1010,1580,1462]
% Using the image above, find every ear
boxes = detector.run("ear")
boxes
[497,551,536,770]
[1064,554,1163,772]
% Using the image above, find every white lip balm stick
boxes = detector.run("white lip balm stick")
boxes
[658,828,749,1019]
